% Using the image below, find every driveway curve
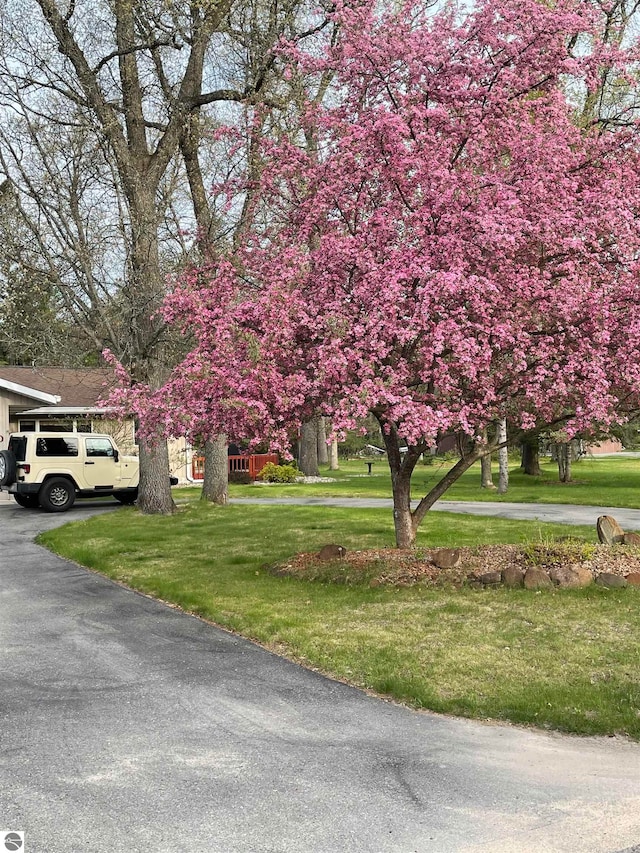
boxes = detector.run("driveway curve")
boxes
[2,501,640,853]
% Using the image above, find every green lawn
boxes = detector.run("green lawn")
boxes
[39,498,640,740]
[214,455,640,507]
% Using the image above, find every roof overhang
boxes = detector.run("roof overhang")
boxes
[16,406,112,416]
[0,379,60,405]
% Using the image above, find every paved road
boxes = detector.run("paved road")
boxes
[2,501,640,853]
[231,496,640,530]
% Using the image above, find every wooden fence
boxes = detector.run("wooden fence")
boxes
[191,453,278,481]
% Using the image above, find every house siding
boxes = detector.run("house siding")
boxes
[2,389,47,443]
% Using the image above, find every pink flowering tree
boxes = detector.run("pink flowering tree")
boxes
[125,0,640,547]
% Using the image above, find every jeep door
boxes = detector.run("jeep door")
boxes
[83,437,119,488]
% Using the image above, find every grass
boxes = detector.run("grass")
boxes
[39,498,640,740]
[217,454,640,508]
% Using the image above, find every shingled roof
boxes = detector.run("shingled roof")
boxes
[0,367,113,407]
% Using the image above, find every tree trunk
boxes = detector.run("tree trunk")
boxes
[377,414,488,547]
[412,449,482,531]
[557,442,572,483]
[480,429,494,488]
[128,190,175,514]
[480,454,494,488]
[317,416,329,465]
[299,418,319,476]
[497,418,509,494]
[201,434,228,504]
[391,467,415,548]
[329,438,339,470]
[521,435,541,476]
[378,417,433,548]
[137,438,176,514]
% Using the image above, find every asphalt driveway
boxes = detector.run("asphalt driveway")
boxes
[231,496,640,530]
[2,501,640,853]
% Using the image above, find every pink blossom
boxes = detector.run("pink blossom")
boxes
[116,0,640,544]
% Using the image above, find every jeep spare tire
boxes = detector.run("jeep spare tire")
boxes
[0,449,16,486]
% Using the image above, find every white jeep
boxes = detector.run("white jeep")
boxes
[0,432,140,512]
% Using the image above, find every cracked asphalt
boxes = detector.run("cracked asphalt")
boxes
[1,498,640,852]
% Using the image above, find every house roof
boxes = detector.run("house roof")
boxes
[0,367,113,407]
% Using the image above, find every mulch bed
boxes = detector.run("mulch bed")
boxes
[271,543,640,588]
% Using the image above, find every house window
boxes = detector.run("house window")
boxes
[40,420,74,432]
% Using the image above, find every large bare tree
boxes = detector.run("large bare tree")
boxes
[0,0,334,508]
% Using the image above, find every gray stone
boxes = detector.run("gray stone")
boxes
[316,544,347,561]
[479,571,502,586]
[597,515,625,545]
[595,573,628,589]
[501,566,524,588]
[432,548,462,569]
[523,568,553,590]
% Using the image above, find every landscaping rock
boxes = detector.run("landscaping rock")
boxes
[597,515,625,545]
[479,571,502,586]
[625,572,640,586]
[595,572,628,589]
[431,548,462,569]
[501,566,524,588]
[572,566,594,588]
[316,544,347,561]
[549,565,582,588]
[624,532,640,547]
[548,564,592,588]
[523,567,553,590]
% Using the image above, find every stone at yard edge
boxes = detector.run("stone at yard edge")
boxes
[316,544,347,561]
[431,548,461,569]
[501,566,524,588]
[624,532,640,546]
[596,515,625,545]
[523,567,553,590]
[595,572,628,589]
[625,572,640,585]
[479,571,502,586]
[549,565,587,588]
[572,566,594,587]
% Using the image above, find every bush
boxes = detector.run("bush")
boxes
[258,462,299,483]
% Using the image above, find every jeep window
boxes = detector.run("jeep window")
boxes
[17,420,36,432]
[85,438,115,458]
[36,437,79,457]
[8,435,27,462]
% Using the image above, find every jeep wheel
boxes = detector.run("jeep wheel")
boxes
[114,489,138,505]
[14,494,40,509]
[0,449,16,486]
[39,478,76,513]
